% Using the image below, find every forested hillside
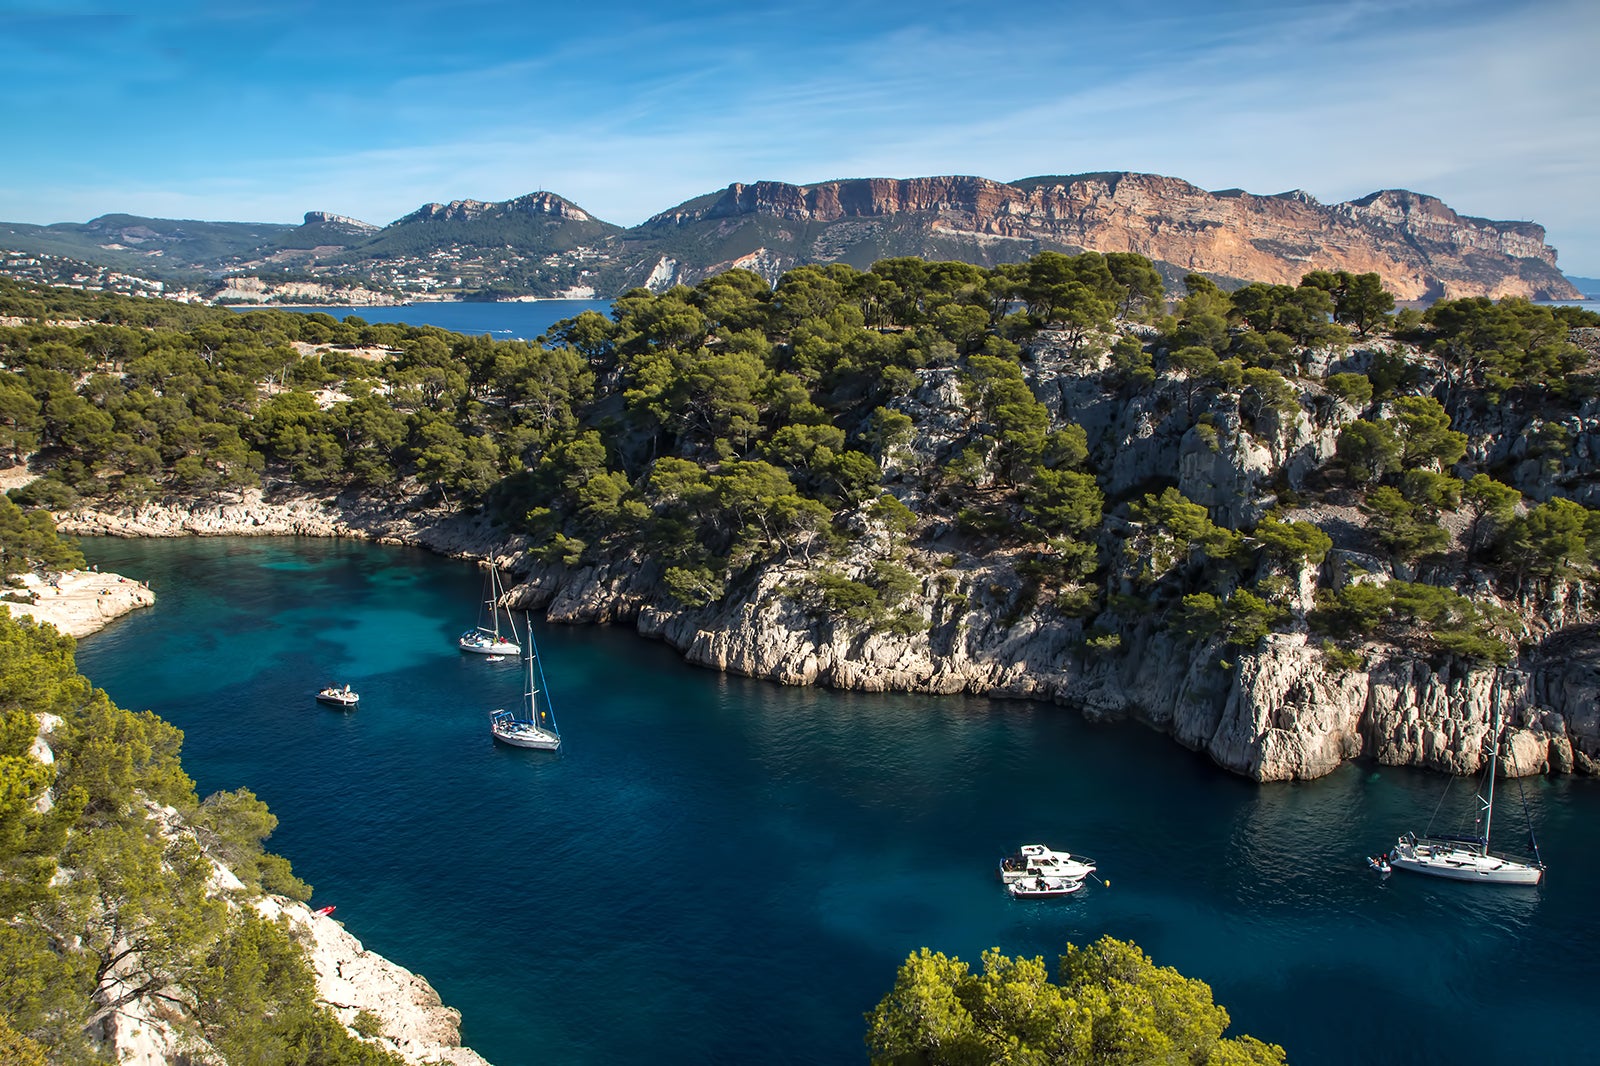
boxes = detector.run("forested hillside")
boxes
[3,258,1600,782]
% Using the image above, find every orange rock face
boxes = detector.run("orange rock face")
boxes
[658,173,1576,300]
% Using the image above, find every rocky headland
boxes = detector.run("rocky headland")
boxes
[53,314,1600,786]
[3,567,155,637]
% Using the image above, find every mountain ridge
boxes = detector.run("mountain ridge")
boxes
[0,171,1580,303]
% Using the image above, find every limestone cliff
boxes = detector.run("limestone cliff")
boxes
[56,474,1600,786]
[640,174,1577,301]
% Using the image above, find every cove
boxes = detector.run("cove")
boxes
[70,536,1600,1066]
[234,299,613,340]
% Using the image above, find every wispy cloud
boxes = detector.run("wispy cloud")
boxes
[4,0,1597,271]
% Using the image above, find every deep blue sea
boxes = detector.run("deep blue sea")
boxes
[237,300,613,341]
[69,537,1600,1066]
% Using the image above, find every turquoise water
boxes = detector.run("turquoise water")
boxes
[70,537,1600,1066]
[236,300,612,340]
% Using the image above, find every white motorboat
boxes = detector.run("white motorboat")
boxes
[315,683,359,709]
[490,615,561,752]
[999,844,1097,885]
[1007,875,1084,899]
[1381,707,1544,886]
[461,565,521,656]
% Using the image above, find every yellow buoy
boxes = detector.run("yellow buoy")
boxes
[1103,880,1111,887]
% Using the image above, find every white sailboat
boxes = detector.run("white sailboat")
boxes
[460,565,521,656]
[1382,709,1544,886]
[490,615,561,752]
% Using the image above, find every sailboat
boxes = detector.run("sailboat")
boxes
[490,614,561,751]
[1382,708,1544,885]
[459,565,521,656]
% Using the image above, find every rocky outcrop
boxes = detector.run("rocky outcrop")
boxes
[643,174,1578,301]
[395,192,594,226]
[304,211,379,231]
[95,873,492,1066]
[260,898,490,1066]
[3,568,154,637]
[208,275,405,306]
[57,486,511,561]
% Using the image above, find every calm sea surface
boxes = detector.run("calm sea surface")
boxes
[70,537,1599,1066]
[237,300,613,340]
[244,298,1600,348]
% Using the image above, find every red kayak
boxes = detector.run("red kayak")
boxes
[314,905,336,916]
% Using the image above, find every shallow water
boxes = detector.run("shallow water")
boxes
[71,537,1600,1066]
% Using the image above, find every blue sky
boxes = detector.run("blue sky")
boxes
[4,0,1598,274]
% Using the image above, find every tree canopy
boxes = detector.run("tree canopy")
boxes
[865,936,1286,1065]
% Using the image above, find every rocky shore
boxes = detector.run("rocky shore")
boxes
[99,884,491,1066]
[4,567,155,637]
[259,898,491,1066]
[52,484,1600,785]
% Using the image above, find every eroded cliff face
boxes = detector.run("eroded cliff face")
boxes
[55,483,1600,783]
[648,174,1577,301]
[496,547,1598,782]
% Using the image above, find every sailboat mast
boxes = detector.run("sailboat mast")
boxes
[491,568,503,639]
[1482,707,1500,856]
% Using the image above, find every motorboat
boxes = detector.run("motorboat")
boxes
[315,684,359,709]
[999,844,1096,884]
[1007,875,1083,899]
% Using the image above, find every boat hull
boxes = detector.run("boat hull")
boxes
[1389,841,1542,885]
[490,710,560,751]
[491,725,560,750]
[1007,877,1083,899]
[461,636,520,656]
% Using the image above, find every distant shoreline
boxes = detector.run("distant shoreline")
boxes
[223,295,604,310]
